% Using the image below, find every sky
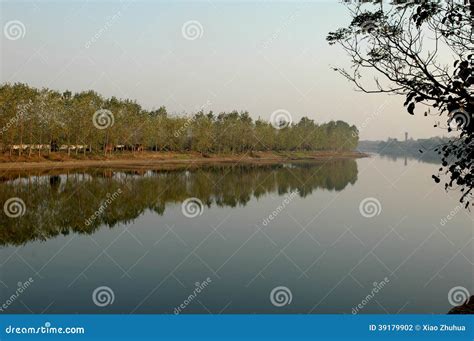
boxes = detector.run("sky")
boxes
[0,0,450,140]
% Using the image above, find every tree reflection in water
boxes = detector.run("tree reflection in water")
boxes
[0,160,357,246]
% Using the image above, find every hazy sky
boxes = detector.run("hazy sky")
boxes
[1,0,448,140]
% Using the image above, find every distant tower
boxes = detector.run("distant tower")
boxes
[404,132,408,166]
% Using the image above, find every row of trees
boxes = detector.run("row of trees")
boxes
[0,83,359,155]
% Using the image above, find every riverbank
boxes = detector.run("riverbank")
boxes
[0,151,368,171]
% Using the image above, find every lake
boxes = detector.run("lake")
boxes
[0,155,471,314]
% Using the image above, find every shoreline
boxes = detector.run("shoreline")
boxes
[0,151,368,172]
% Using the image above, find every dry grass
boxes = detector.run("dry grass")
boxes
[0,150,368,171]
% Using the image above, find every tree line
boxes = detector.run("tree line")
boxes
[358,136,451,163]
[0,83,359,156]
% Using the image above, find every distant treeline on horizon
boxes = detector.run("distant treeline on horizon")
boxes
[0,83,358,155]
[358,136,450,163]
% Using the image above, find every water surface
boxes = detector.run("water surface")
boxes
[0,156,471,314]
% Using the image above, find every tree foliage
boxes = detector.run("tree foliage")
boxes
[0,83,359,155]
[328,0,473,207]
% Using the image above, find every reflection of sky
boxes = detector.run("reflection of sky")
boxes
[0,156,470,314]
[2,1,450,140]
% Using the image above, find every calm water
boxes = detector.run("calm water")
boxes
[0,156,471,314]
